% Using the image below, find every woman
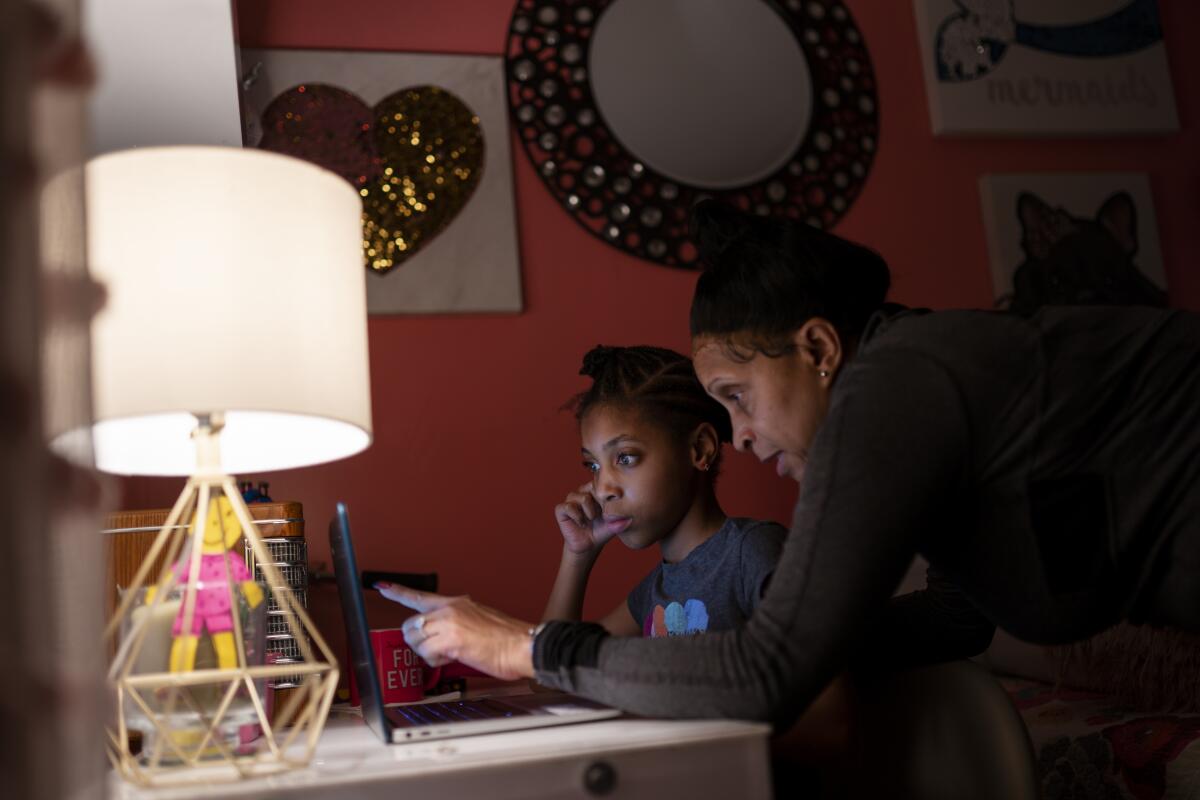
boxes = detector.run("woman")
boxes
[379,201,1200,726]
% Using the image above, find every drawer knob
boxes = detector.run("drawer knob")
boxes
[583,760,617,795]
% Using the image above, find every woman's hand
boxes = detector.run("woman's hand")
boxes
[375,583,536,681]
[554,482,613,558]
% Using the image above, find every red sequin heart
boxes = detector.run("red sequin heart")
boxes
[260,83,485,274]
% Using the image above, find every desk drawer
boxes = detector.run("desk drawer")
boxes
[109,717,772,799]
[301,732,769,799]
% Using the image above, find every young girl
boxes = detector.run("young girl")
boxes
[541,344,787,637]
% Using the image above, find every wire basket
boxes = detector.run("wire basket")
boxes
[266,637,306,689]
[266,612,297,637]
[255,537,307,566]
[268,658,306,690]
[266,636,302,661]
[254,563,308,590]
[267,589,306,614]
[247,534,310,692]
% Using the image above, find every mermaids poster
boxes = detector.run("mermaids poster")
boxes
[913,0,1179,135]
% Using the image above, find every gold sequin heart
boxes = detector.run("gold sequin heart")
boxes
[362,86,485,274]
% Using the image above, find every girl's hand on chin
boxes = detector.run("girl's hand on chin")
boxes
[374,583,535,681]
[555,482,617,557]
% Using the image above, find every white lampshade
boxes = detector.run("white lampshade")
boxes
[62,146,372,475]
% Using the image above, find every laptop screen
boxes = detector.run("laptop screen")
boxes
[329,502,389,740]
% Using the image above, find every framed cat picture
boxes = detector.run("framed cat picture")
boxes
[979,173,1168,312]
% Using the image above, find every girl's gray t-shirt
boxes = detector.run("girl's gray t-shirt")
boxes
[626,517,787,637]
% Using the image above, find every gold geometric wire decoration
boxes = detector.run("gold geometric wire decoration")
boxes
[104,416,338,787]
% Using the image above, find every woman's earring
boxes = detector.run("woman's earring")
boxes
[819,369,830,378]
[699,461,710,471]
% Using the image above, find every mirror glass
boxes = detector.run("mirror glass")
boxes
[589,0,812,189]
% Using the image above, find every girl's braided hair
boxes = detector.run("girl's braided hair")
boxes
[570,344,732,470]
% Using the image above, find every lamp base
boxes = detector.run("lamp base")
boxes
[105,425,338,787]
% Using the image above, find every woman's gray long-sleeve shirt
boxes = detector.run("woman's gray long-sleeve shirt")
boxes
[533,306,1200,726]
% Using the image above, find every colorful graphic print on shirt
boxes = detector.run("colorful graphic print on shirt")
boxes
[643,599,710,637]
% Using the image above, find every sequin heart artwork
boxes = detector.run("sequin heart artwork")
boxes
[243,49,522,314]
[261,83,485,275]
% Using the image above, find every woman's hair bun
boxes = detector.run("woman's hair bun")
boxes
[579,345,619,378]
[688,200,892,342]
[690,198,758,270]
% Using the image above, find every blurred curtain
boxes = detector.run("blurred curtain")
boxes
[1,0,106,797]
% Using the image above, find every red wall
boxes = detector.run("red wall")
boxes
[124,1,1200,640]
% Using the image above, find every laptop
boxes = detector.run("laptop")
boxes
[329,502,620,743]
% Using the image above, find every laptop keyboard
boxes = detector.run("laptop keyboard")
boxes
[387,698,533,728]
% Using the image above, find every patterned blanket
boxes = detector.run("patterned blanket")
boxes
[1001,677,1200,800]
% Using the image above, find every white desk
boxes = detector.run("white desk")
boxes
[109,708,773,799]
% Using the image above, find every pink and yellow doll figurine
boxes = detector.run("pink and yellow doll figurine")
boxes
[150,495,264,672]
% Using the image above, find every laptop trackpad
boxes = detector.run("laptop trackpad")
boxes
[503,692,611,714]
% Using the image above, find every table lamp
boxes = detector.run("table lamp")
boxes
[46,146,371,785]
